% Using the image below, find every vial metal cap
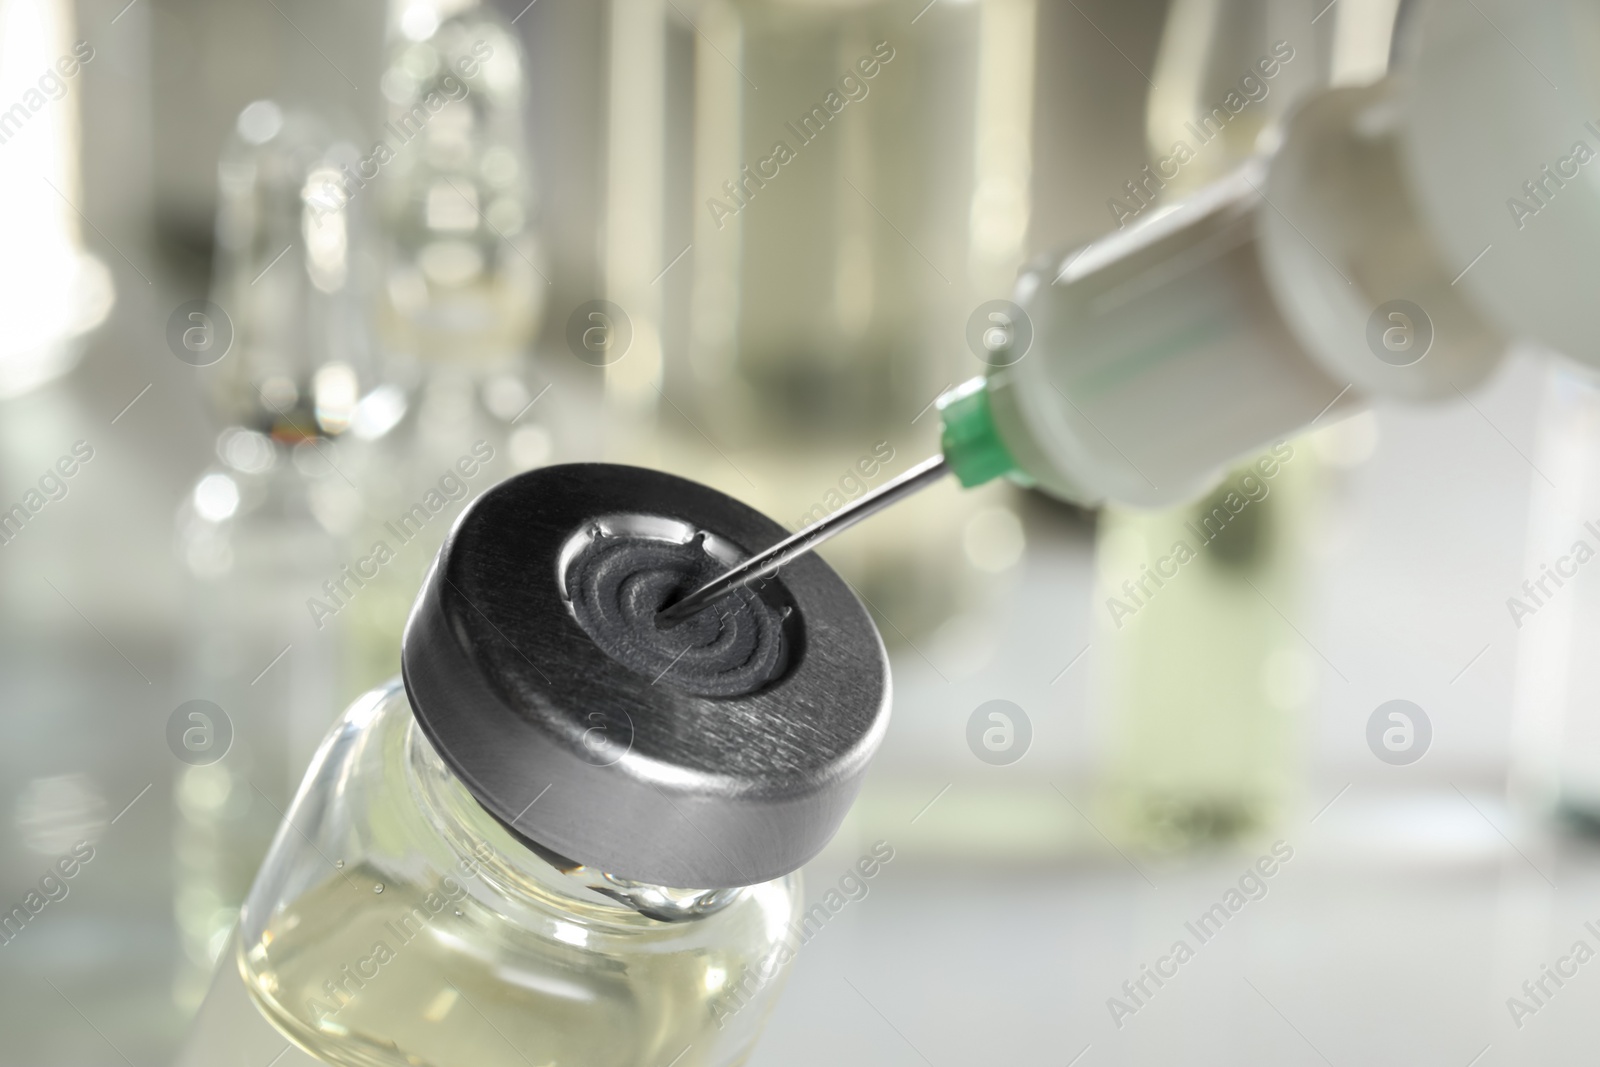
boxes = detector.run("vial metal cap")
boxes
[401,464,892,889]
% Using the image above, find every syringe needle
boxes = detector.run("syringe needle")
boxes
[658,454,952,625]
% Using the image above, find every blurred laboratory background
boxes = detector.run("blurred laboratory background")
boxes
[3,0,1599,1063]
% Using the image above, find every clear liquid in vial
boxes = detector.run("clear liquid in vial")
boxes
[176,862,778,1067]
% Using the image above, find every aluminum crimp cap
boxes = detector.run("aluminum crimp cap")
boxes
[401,463,891,889]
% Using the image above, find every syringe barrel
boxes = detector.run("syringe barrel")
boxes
[990,164,1342,508]
[989,79,1506,509]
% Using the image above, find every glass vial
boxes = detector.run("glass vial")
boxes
[374,0,545,378]
[176,461,893,1066]
[174,682,802,1067]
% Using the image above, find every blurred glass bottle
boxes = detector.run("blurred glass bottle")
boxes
[604,0,1038,641]
[1095,449,1317,846]
[0,0,113,397]
[335,0,572,696]
[1093,0,1358,847]
[206,101,382,436]
[374,0,544,379]
[172,100,379,1009]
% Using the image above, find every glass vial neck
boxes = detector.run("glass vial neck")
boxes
[403,714,745,923]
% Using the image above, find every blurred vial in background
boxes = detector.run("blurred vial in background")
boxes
[172,100,379,1009]
[334,0,582,696]
[1094,451,1318,847]
[208,100,383,440]
[606,0,1037,645]
[0,0,113,397]
[375,0,545,379]
[1090,0,1377,848]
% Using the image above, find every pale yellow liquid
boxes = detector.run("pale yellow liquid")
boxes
[179,863,775,1067]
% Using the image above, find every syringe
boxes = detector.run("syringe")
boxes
[664,0,1600,623]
